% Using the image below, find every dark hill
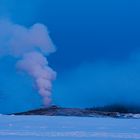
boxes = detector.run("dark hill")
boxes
[14,105,140,119]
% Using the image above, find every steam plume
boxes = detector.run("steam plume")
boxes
[0,20,56,106]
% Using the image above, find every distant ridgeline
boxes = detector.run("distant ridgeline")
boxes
[92,104,140,114]
[14,105,140,119]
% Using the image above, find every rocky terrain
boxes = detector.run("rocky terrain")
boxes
[14,105,140,119]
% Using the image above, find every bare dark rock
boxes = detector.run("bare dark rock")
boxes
[14,105,140,119]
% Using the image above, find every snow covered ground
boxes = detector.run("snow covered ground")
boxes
[0,115,140,140]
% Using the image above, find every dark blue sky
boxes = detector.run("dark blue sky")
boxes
[1,0,140,72]
[1,0,140,112]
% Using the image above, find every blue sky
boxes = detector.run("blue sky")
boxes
[1,0,140,71]
[0,0,140,113]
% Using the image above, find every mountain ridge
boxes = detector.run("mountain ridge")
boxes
[14,105,140,119]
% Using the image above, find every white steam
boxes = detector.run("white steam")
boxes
[0,20,56,106]
[17,52,56,106]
